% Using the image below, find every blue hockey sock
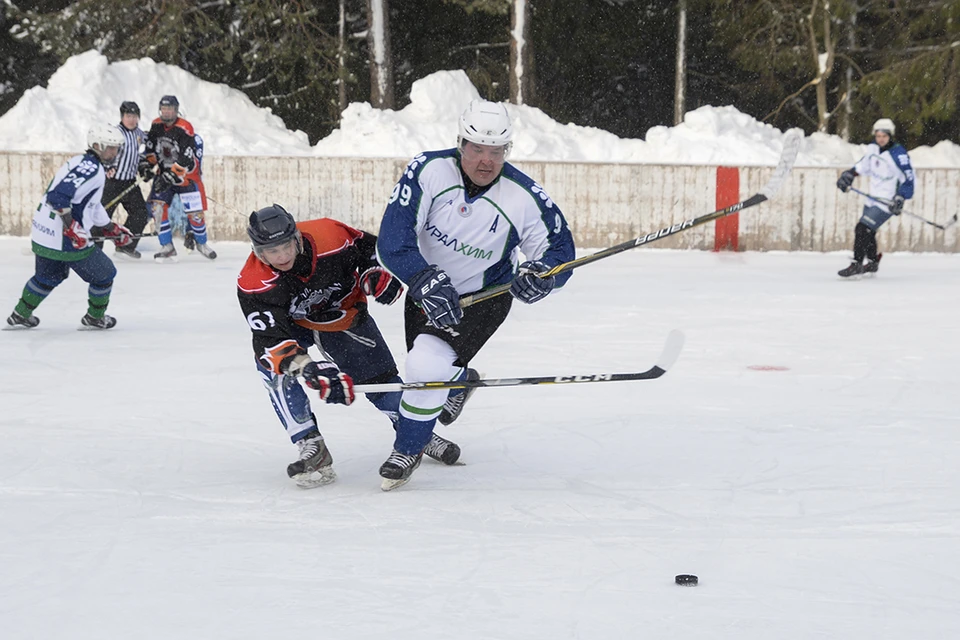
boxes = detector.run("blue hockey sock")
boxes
[393,414,436,456]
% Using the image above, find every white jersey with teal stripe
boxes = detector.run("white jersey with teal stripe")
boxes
[377,148,575,295]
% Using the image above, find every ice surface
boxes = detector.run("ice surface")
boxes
[2,236,959,639]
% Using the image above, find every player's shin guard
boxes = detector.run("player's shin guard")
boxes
[86,281,113,319]
[150,200,173,246]
[258,363,319,443]
[188,213,208,244]
[14,277,55,319]
[395,391,445,455]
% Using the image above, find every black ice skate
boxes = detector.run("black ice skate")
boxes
[287,431,336,488]
[196,242,218,260]
[114,245,141,260]
[379,450,423,491]
[862,253,882,275]
[183,229,196,251]
[154,243,178,263]
[438,368,480,425]
[837,260,863,278]
[80,313,117,330]
[4,311,39,330]
[423,433,461,465]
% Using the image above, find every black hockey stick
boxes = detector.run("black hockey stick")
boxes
[848,187,958,231]
[459,129,803,309]
[353,329,684,394]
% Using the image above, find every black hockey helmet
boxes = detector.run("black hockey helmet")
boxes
[119,100,140,116]
[248,204,301,258]
[159,95,180,109]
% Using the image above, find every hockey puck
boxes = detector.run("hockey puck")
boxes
[675,574,698,586]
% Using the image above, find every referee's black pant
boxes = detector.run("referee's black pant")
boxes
[101,178,150,249]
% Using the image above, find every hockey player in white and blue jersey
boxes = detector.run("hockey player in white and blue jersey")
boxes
[374,99,576,490]
[836,118,915,277]
[5,123,134,330]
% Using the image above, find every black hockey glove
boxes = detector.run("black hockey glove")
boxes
[408,266,463,328]
[155,170,179,191]
[137,160,155,180]
[360,267,404,305]
[837,169,857,193]
[302,361,355,406]
[890,195,905,216]
[510,260,556,304]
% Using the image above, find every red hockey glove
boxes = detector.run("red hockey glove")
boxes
[360,267,404,305]
[302,361,355,406]
[104,222,134,247]
[63,219,89,250]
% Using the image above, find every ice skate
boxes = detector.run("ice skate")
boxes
[4,311,39,330]
[287,432,336,488]
[837,260,863,278]
[195,242,218,260]
[438,368,480,425]
[154,243,178,263]
[79,313,117,330]
[114,245,141,260]
[379,450,423,491]
[183,229,196,251]
[423,433,461,465]
[862,253,882,275]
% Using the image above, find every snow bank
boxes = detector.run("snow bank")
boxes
[1,50,958,168]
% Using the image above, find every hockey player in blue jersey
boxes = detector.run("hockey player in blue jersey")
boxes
[5,123,134,330]
[375,99,576,490]
[836,118,915,277]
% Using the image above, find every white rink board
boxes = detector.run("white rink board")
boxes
[1,152,958,252]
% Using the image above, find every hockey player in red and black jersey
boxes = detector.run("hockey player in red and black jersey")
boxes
[237,204,462,488]
[142,95,217,262]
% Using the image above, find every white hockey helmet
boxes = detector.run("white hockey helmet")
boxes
[87,122,124,152]
[458,99,513,152]
[872,118,896,136]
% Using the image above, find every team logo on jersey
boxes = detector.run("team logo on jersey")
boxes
[289,285,342,320]
[457,202,473,218]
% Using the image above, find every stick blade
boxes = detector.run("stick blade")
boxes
[655,329,686,373]
[759,128,803,200]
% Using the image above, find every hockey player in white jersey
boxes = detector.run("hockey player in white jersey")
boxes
[375,99,576,490]
[5,123,134,330]
[836,118,915,277]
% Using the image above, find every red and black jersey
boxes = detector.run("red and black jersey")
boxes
[144,117,197,181]
[237,218,381,375]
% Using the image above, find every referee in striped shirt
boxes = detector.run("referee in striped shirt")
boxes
[101,101,150,259]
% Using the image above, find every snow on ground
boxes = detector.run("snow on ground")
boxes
[2,236,959,639]
[1,50,958,167]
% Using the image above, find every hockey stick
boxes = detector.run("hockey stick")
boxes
[103,179,145,210]
[353,329,685,394]
[459,129,804,309]
[848,187,958,231]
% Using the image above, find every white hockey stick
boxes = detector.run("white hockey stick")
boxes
[460,128,804,308]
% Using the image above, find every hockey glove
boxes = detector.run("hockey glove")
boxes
[155,170,178,191]
[510,261,556,304]
[408,266,463,328]
[837,169,857,193]
[104,222,134,247]
[63,219,90,250]
[302,361,355,406]
[360,267,404,306]
[138,160,156,180]
[890,195,905,216]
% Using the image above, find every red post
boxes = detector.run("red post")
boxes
[714,166,740,252]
